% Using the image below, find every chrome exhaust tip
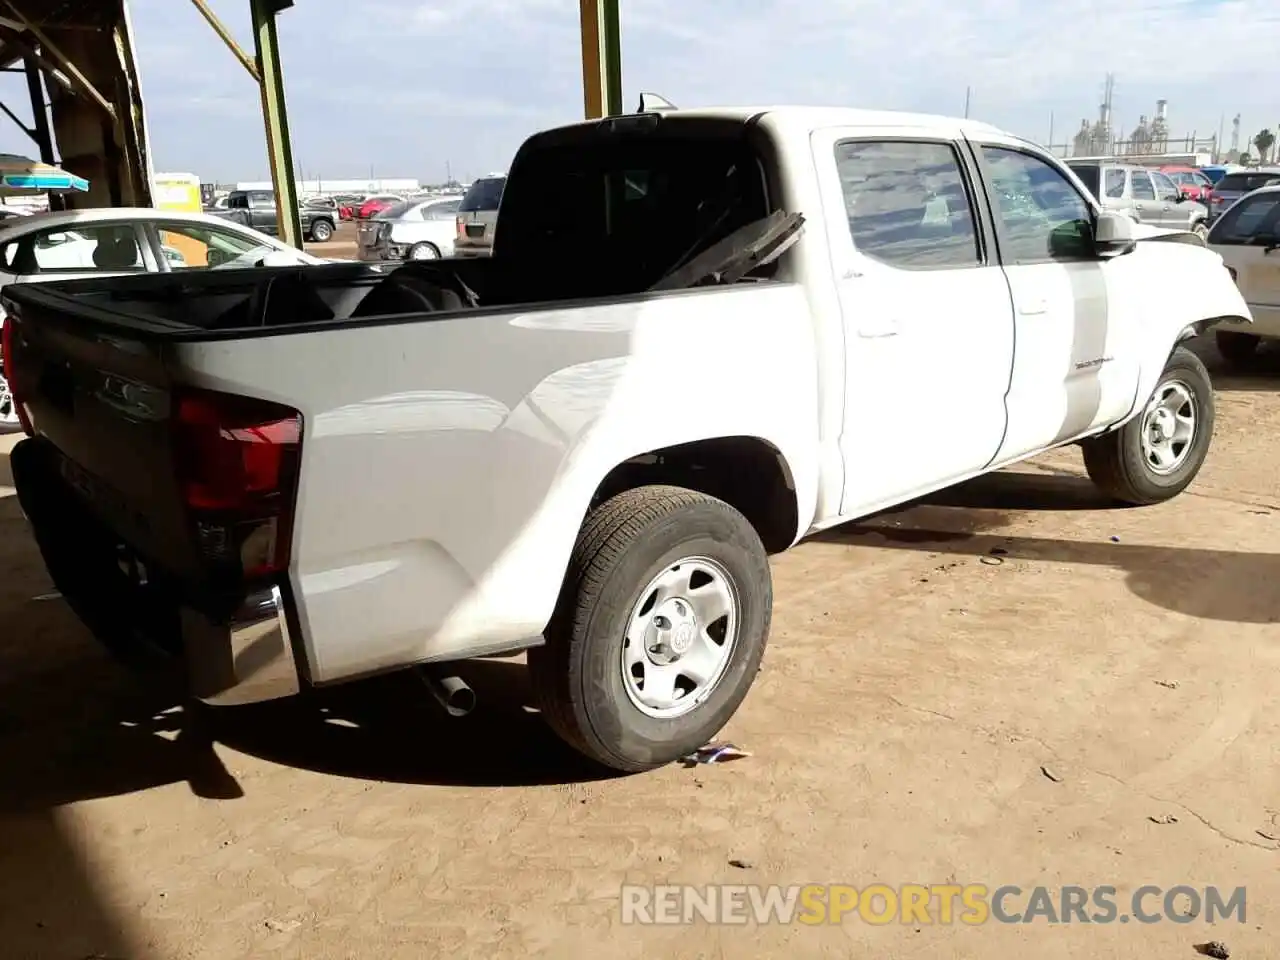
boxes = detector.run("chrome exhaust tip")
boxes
[419,667,476,718]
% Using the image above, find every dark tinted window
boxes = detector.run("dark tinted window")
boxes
[1216,172,1280,193]
[835,140,979,268]
[1105,168,1127,198]
[495,131,768,293]
[379,200,419,219]
[1131,172,1156,200]
[981,147,1094,262]
[1208,193,1280,244]
[460,177,506,212]
[1069,165,1100,198]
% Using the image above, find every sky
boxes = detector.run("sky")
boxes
[3,0,1280,183]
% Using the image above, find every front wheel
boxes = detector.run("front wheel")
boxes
[1215,329,1261,367]
[528,485,772,773]
[1081,345,1214,505]
[1192,221,1209,243]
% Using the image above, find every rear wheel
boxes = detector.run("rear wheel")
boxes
[1215,329,1261,367]
[0,367,20,432]
[407,242,439,261]
[308,219,334,243]
[528,485,772,773]
[1082,345,1214,505]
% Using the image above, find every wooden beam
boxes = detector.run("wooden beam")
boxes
[0,1,115,120]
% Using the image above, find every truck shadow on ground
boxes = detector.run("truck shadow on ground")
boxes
[820,469,1280,624]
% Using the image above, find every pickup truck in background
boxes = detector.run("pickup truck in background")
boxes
[2,105,1250,772]
[210,189,338,243]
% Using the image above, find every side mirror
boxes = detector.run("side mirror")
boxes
[1094,211,1137,257]
[1174,193,1187,203]
[257,249,304,268]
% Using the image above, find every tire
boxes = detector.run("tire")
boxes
[528,485,772,773]
[308,219,334,243]
[406,242,439,261]
[1215,329,1261,367]
[0,368,21,433]
[1081,345,1214,505]
[1191,221,1208,243]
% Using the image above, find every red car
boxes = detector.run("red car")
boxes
[355,194,403,220]
[1160,166,1214,204]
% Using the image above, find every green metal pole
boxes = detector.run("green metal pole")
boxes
[249,0,302,249]
[599,0,622,117]
[578,0,622,119]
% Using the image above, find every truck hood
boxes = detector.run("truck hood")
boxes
[1129,221,1209,248]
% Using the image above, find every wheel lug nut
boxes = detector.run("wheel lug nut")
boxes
[654,615,670,629]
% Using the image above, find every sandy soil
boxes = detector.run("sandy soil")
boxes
[306,220,359,261]
[2,339,1280,959]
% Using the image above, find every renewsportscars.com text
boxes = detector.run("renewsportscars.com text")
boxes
[620,883,1247,926]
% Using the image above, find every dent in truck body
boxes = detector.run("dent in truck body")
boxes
[175,282,821,685]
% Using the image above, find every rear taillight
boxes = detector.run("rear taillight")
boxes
[173,388,302,580]
[1214,196,1226,205]
[0,309,34,436]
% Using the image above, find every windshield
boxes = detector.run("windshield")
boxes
[378,200,420,220]
[496,128,769,295]
[459,177,506,212]
[1068,165,1100,198]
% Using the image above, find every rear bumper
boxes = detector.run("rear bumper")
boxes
[10,437,303,706]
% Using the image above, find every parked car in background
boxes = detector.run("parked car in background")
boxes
[209,189,338,242]
[0,206,323,430]
[1160,166,1214,203]
[454,174,505,257]
[1067,160,1209,238]
[356,195,403,220]
[1206,168,1280,222]
[1208,184,1280,366]
[1199,165,1238,185]
[357,196,462,262]
[334,195,366,221]
[2,106,1249,770]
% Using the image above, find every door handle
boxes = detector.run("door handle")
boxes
[857,317,900,338]
[1017,297,1047,316]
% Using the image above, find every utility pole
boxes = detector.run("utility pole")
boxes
[963,86,971,119]
[1048,111,1054,151]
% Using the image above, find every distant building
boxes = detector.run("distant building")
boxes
[232,178,421,196]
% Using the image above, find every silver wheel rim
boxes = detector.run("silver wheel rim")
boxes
[1140,378,1197,475]
[0,371,16,426]
[621,556,740,720]
[315,224,331,240]
[409,244,437,260]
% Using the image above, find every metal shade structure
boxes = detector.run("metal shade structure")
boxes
[0,153,89,195]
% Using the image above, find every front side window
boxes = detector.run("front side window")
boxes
[1130,172,1156,200]
[835,139,980,269]
[1207,194,1280,245]
[1104,168,1127,198]
[1151,172,1181,202]
[980,146,1094,262]
[155,221,276,269]
[25,224,145,273]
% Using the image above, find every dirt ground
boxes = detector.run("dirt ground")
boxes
[3,339,1280,959]
[305,220,359,262]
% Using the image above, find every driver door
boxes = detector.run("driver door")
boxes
[967,136,1142,460]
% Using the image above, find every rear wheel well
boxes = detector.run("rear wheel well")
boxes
[590,437,799,554]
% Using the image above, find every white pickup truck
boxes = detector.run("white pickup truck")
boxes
[2,106,1250,772]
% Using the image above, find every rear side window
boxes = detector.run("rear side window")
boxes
[1104,168,1126,198]
[835,139,980,269]
[460,177,505,212]
[426,199,461,220]
[1069,165,1100,198]
[1208,194,1280,244]
[1216,172,1280,193]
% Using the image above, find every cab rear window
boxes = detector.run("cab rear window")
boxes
[460,177,506,212]
[1216,172,1280,193]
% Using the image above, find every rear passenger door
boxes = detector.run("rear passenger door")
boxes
[813,127,1016,516]
[968,138,1142,459]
